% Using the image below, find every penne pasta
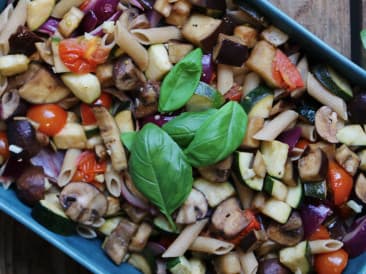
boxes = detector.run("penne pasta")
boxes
[298,122,317,142]
[238,250,259,274]
[0,4,13,35]
[307,73,348,120]
[309,239,343,254]
[214,251,242,274]
[105,163,123,197]
[233,175,254,209]
[189,236,234,255]
[57,148,81,187]
[162,219,208,258]
[217,64,234,95]
[131,26,182,45]
[242,72,261,96]
[253,110,299,141]
[114,21,149,71]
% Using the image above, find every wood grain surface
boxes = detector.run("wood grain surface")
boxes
[0,1,364,274]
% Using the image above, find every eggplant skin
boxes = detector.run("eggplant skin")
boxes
[9,26,42,56]
[348,92,366,124]
[16,166,45,206]
[214,39,249,67]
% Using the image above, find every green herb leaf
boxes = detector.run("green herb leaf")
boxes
[361,29,366,49]
[129,123,193,229]
[162,109,217,147]
[184,101,248,167]
[158,48,203,112]
[120,131,137,151]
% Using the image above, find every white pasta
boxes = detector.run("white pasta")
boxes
[242,72,261,96]
[115,21,149,71]
[105,163,123,197]
[298,122,317,142]
[217,64,234,95]
[238,250,259,274]
[131,26,182,45]
[162,219,208,258]
[189,236,234,255]
[57,148,81,187]
[253,110,299,141]
[309,239,343,254]
[0,4,13,35]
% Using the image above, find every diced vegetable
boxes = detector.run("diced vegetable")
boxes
[58,7,84,37]
[264,176,288,201]
[286,183,303,208]
[241,85,274,118]
[336,125,366,146]
[193,178,235,207]
[145,44,172,81]
[261,25,289,47]
[53,123,88,149]
[261,140,289,179]
[279,241,312,274]
[300,203,332,239]
[186,81,224,112]
[168,256,191,274]
[27,0,55,30]
[61,73,101,103]
[261,198,292,224]
[213,34,249,66]
[298,148,328,182]
[304,181,327,200]
[0,54,29,76]
[327,160,353,206]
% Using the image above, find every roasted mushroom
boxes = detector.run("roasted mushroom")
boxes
[113,56,146,91]
[266,211,304,246]
[121,202,148,223]
[16,166,46,205]
[176,188,208,224]
[129,222,153,252]
[211,197,250,238]
[298,147,328,182]
[197,155,233,183]
[9,26,42,56]
[134,81,160,119]
[239,227,267,252]
[59,182,108,225]
[103,217,138,265]
[315,106,338,143]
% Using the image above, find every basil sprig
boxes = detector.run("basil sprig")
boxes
[184,101,248,167]
[129,123,193,229]
[162,109,217,147]
[158,48,203,112]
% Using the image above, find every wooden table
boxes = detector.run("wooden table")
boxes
[0,1,365,274]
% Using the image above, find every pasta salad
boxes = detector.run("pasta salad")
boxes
[0,0,364,273]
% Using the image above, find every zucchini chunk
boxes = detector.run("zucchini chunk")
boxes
[193,178,235,207]
[336,125,366,146]
[264,176,288,201]
[286,182,303,208]
[261,140,289,179]
[261,198,292,224]
[304,181,327,200]
[241,85,274,118]
[279,241,312,274]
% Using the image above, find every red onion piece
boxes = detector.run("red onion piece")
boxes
[146,9,162,27]
[277,126,302,151]
[37,17,60,36]
[30,148,65,183]
[201,54,214,84]
[89,10,122,36]
[343,216,366,257]
[300,203,333,239]
[147,242,166,256]
[121,180,150,210]
[93,0,119,22]
[140,114,175,128]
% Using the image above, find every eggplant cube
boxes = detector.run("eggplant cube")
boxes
[213,34,249,67]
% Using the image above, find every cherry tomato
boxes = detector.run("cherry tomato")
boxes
[224,84,243,102]
[327,160,353,206]
[314,249,348,274]
[27,104,67,136]
[59,37,110,74]
[0,131,9,163]
[308,225,330,241]
[228,210,261,246]
[72,150,107,183]
[272,49,304,91]
[80,92,112,125]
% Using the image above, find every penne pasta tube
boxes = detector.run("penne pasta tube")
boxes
[0,0,28,54]
[115,21,149,71]
[57,148,81,187]
[0,4,13,35]
[105,163,123,197]
[309,239,343,254]
[298,122,317,142]
[238,250,259,274]
[242,72,261,96]
[307,73,348,120]
[189,236,234,255]
[162,219,208,258]
[217,64,234,95]
[233,175,254,209]
[214,251,242,274]
[253,110,299,141]
[131,26,182,45]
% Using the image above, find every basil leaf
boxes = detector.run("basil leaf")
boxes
[129,123,193,228]
[120,132,137,151]
[184,101,248,167]
[162,109,217,147]
[158,48,203,112]
[361,29,366,49]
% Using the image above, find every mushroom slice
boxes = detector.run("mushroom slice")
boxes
[113,55,146,91]
[298,147,328,182]
[211,198,250,238]
[197,155,233,183]
[267,211,303,246]
[176,188,208,224]
[93,106,127,172]
[315,106,339,143]
[355,173,366,204]
[59,182,108,225]
[103,217,138,265]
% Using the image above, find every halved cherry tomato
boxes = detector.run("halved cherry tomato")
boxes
[224,83,243,102]
[327,160,353,206]
[27,104,67,136]
[0,131,9,163]
[314,249,348,274]
[72,150,107,183]
[272,49,304,91]
[308,225,330,241]
[80,92,113,125]
[59,37,110,74]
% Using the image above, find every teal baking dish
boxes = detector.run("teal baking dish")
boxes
[0,1,365,274]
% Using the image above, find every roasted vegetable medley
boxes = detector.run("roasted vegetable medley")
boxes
[0,0,365,273]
